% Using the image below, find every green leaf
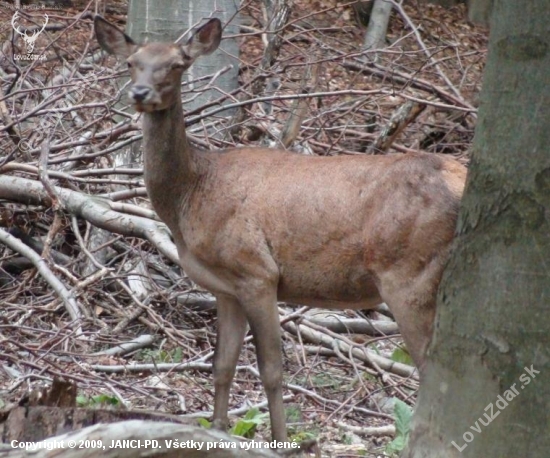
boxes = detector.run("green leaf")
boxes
[172,347,183,363]
[91,394,119,406]
[391,347,414,366]
[232,419,257,437]
[394,399,412,435]
[158,350,169,362]
[241,407,268,424]
[198,418,211,428]
[76,395,89,407]
[243,407,260,420]
[230,408,269,439]
[290,430,316,442]
[76,393,119,408]
[385,399,412,456]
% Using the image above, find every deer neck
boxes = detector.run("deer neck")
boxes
[141,95,199,227]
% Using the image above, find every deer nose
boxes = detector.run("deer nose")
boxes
[129,86,151,103]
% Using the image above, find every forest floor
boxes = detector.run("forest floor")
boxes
[0,1,487,456]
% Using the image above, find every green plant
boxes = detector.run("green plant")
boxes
[285,405,303,423]
[390,347,414,366]
[385,399,413,456]
[361,372,378,383]
[198,407,269,439]
[231,407,269,438]
[137,347,183,363]
[76,393,120,408]
[198,417,212,428]
[294,373,342,390]
[289,429,317,443]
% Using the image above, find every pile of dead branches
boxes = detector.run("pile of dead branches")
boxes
[0,0,486,449]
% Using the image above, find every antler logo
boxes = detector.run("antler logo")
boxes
[11,11,49,55]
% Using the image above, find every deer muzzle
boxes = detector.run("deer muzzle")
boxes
[128,85,165,112]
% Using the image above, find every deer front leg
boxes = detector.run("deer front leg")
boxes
[212,294,248,431]
[242,291,287,442]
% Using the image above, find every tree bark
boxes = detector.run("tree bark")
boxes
[403,1,550,457]
[363,0,393,51]
[467,0,492,25]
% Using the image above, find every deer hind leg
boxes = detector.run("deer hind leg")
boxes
[388,294,436,374]
[377,264,440,373]
[212,294,248,431]
[241,289,287,442]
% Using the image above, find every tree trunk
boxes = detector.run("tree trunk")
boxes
[363,0,393,51]
[467,0,492,25]
[403,1,550,457]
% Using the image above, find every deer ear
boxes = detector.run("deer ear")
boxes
[94,15,137,58]
[182,18,222,59]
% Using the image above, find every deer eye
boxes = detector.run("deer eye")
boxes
[126,61,133,69]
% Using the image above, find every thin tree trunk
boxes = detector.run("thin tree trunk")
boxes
[363,0,392,51]
[403,1,550,457]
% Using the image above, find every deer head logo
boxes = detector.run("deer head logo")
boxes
[11,11,49,55]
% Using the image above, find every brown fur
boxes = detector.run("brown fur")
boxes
[95,16,467,442]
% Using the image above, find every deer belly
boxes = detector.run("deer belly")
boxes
[277,265,382,310]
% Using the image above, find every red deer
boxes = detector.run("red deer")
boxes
[95,16,466,441]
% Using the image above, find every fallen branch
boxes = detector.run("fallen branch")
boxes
[282,320,417,379]
[90,361,217,374]
[389,0,474,111]
[303,315,398,336]
[0,227,84,327]
[369,100,426,154]
[1,420,283,458]
[337,422,395,437]
[229,0,292,136]
[91,335,157,357]
[280,62,319,148]
[0,175,178,265]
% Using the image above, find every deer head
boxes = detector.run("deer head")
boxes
[11,11,49,55]
[94,15,221,113]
